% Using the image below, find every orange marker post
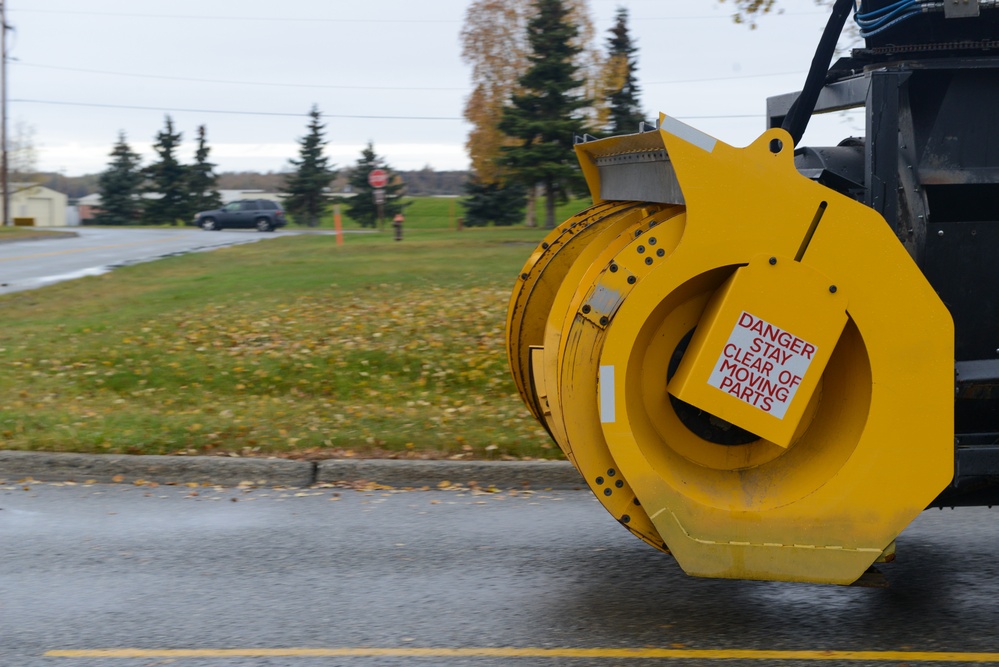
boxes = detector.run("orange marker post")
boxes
[333,204,344,247]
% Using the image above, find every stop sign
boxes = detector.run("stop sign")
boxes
[368,169,388,188]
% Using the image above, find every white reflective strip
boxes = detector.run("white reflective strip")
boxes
[599,365,615,423]
[661,115,717,153]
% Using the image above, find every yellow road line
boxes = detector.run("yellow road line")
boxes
[43,647,999,661]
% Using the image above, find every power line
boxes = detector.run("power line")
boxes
[10,8,460,23]
[14,62,467,92]
[645,70,806,85]
[11,7,825,23]
[11,97,766,122]
[16,60,804,91]
[9,98,465,121]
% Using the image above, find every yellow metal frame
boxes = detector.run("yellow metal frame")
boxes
[541,204,685,551]
[506,201,627,425]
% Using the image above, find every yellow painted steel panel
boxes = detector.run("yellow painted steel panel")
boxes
[541,205,686,552]
[506,202,628,425]
[669,256,848,448]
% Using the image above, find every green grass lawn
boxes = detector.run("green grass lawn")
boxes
[0,223,576,461]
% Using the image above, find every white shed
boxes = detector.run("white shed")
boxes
[10,184,68,227]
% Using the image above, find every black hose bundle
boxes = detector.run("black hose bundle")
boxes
[781,0,856,147]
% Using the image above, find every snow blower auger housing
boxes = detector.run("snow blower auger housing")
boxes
[506,0,999,585]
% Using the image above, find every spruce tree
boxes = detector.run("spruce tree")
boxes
[344,143,406,229]
[143,116,190,225]
[462,174,526,227]
[605,7,645,135]
[94,132,144,226]
[188,125,222,215]
[498,0,590,228]
[281,106,337,227]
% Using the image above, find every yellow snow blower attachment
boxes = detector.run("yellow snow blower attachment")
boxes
[506,115,954,584]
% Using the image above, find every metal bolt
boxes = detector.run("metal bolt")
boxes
[649,237,657,246]
[938,230,945,237]
[520,273,529,280]
[829,285,838,293]
[656,249,665,257]
[609,263,618,273]
[627,276,636,285]
[595,476,604,485]
[581,304,591,314]
[769,257,777,265]
[604,488,612,496]
[637,245,645,254]
[622,515,631,524]
[645,257,653,265]
[541,242,549,249]
[615,480,624,488]
[607,468,616,476]
[599,316,609,326]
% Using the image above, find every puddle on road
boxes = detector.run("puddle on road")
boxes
[0,266,111,293]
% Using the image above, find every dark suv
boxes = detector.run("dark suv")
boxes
[193,199,287,232]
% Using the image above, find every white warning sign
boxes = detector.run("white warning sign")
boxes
[706,311,817,419]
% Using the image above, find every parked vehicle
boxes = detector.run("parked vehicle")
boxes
[193,200,287,232]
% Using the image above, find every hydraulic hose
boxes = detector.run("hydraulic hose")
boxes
[781,0,856,146]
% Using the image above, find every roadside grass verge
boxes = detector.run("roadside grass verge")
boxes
[0,227,77,242]
[0,226,566,460]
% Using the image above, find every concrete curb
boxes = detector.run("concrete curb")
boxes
[0,451,313,487]
[0,451,584,490]
[316,458,583,490]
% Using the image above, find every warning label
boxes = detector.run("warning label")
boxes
[706,311,816,419]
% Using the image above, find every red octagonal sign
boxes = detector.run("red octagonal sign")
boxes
[368,169,388,188]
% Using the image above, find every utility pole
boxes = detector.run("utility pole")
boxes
[1,0,8,227]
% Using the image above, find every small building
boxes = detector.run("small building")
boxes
[218,189,284,205]
[9,184,69,227]
[76,193,102,223]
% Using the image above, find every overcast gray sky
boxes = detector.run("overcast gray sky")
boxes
[10,0,861,176]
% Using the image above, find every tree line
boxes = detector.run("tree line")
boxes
[94,106,405,228]
[38,168,468,200]
[95,120,221,226]
[459,0,645,228]
[459,0,791,228]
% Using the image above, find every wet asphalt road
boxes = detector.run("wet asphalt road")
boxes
[0,227,307,295]
[3,482,999,667]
